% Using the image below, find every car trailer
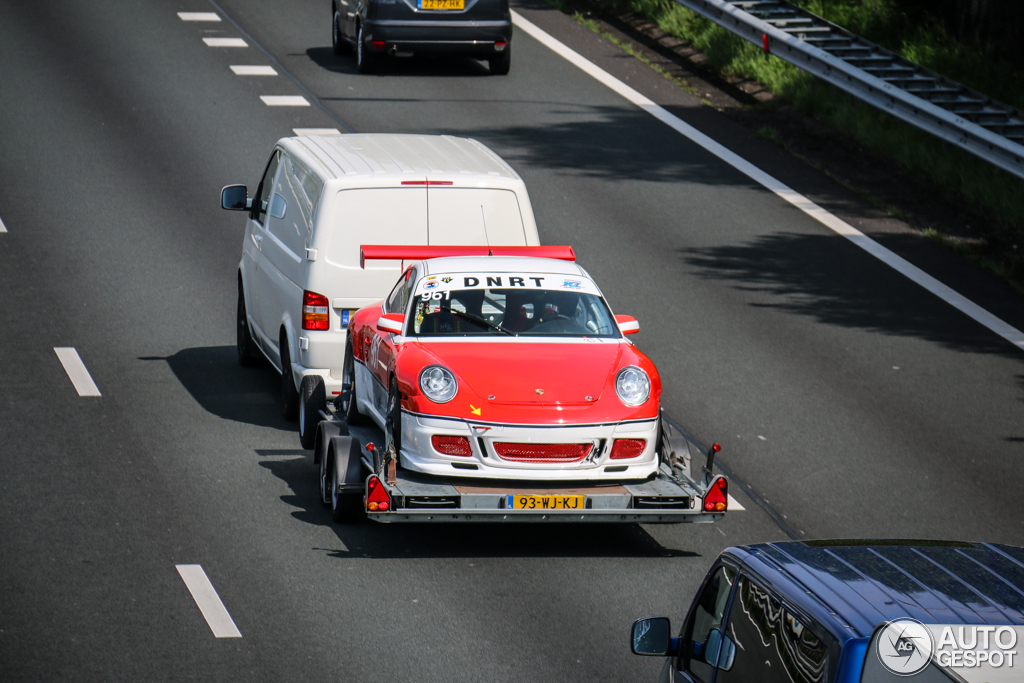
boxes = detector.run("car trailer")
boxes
[312,408,730,524]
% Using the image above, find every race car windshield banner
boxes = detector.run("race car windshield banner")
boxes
[416,273,601,297]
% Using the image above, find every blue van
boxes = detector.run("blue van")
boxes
[630,540,1024,682]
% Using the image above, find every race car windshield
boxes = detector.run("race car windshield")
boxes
[412,285,620,338]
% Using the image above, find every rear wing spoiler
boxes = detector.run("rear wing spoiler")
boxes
[360,245,576,268]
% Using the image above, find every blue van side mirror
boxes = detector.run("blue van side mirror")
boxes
[221,185,250,211]
[631,617,679,656]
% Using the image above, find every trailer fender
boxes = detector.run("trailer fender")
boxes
[330,435,365,494]
[313,419,348,465]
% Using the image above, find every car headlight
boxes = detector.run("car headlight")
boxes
[419,365,458,403]
[615,366,650,406]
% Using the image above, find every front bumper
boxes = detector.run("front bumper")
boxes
[399,412,661,481]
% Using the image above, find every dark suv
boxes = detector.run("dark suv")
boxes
[331,0,512,74]
[631,540,1024,682]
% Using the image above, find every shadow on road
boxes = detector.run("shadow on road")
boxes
[258,452,697,558]
[304,46,490,78]
[139,346,291,431]
[680,233,1024,359]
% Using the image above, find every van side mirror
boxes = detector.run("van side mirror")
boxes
[615,314,639,335]
[630,617,677,656]
[377,313,405,334]
[221,185,250,211]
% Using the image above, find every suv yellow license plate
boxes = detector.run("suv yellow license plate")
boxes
[507,495,586,510]
[420,0,464,8]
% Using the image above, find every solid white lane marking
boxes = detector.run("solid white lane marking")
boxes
[728,494,746,511]
[203,37,247,47]
[176,565,242,638]
[178,12,220,21]
[230,65,277,76]
[261,95,310,106]
[511,12,1024,353]
[293,128,342,136]
[54,348,101,397]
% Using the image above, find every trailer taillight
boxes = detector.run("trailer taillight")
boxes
[302,290,330,330]
[432,435,472,456]
[365,474,391,511]
[610,438,646,459]
[703,477,728,512]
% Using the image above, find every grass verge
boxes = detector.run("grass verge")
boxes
[596,0,1024,236]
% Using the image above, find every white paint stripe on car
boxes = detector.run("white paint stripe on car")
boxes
[178,12,220,21]
[175,565,242,638]
[261,96,310,107]
[728,494,746,511]
[54,348,101,397]
[230,65,277,76]
[203,37,247,47]
[510,12,1024,353]
[293,128,342,136]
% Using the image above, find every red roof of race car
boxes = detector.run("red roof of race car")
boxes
[360,244,576,268]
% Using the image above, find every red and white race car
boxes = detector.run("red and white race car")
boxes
[338,245,664,481]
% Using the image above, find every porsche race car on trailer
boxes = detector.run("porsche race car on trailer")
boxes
[310,245,730,524]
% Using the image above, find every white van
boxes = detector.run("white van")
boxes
[221,134,541,447]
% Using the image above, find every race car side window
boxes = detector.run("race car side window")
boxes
[253,149,282,226]
[678,565,736,683]
[715,575,831,683]
[385,268,416,315]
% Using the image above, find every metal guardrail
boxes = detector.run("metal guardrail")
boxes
[674,0,1024,181]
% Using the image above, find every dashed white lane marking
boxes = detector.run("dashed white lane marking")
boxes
[203,37,247,47]
[293,128,342,136]
[0,214,6,233]
[176,565,242,638]
[728,494,746,511]
[231,65,277,76]
[178,12,220,21]
[261,95,310,106]
[54,348,101,397]
[511,12,1024,353]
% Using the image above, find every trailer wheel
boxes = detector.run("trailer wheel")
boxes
[299,376,327,449]
[339,340,369,424]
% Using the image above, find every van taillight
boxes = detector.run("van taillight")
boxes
[302,291,330,330]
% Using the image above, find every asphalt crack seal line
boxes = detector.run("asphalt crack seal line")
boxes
[665,415,801,540]
[511,11,1024,354]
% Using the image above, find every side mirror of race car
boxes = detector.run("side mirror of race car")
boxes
[615,315,640,335]
[377,313,405,334]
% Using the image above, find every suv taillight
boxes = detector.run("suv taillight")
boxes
[302,290,329,330]
[703,477,728,512]
[366,474,391,512]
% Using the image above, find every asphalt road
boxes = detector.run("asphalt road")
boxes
[1,0,1022,681]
